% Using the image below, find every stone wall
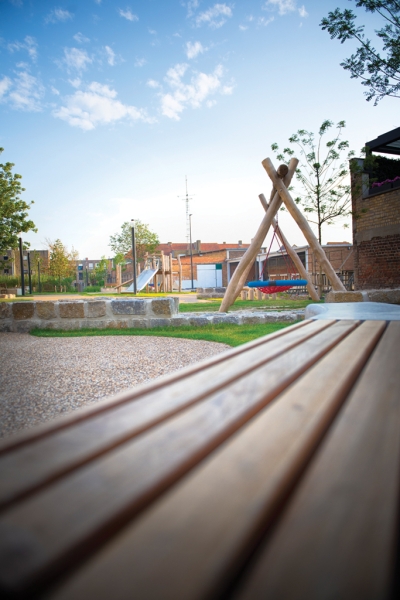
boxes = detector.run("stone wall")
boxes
[352,162,400,290]
[0,298,179,332]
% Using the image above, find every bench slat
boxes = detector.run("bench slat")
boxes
[0,321,356,594]
[235,321,400,600]
[0,320,330,510]
[46,320,386,600]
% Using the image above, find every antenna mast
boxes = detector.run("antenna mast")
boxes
[179,176,194,247]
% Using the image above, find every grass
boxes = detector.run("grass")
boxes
[179,297,319,312]
[30,321,293,347]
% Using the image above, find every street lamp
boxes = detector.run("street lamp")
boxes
[18,237,25,296]
[131,220,137,295]
[189,213,194,290]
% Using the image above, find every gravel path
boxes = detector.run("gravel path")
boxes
[0,333,229,439]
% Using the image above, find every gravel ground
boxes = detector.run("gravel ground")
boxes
[0,333,229,439]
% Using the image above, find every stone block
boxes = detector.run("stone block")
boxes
[13,320,35,333]
[59,302,85,319]
[189,316,211,326]
[215,287,226,293]
[111,300,146,315]
[106,320,128,329]
[367,289,400,305]
[149,318,171,328]
[325,291,365,303]
[0,321,12,332]
[0,303,12,319]
[36,302,56,320]
[12,302,35,320]
[212,315,240,325]
[241,314,265,324]
[87,301,107,318]
[170,317,190,327]
[151,299,175,316]
[131,319,148,329]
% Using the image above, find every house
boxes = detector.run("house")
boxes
[351,127,400,290]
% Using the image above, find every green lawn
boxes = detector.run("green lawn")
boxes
[30,321,293,347]
[179,297,318,312]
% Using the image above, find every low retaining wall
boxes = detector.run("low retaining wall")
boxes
[325,288,400,305]
[0,298,179,333]
[0,298,303,332]
[197,287,226,299]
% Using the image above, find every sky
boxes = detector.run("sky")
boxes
[0,0,398,259]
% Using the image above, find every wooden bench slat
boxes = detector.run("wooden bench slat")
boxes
[46,320,386,600]
[235,321,400,600]
[0,320,331,510]
[0,320,309,455]
[0,321,356,594]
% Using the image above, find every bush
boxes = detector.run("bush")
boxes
[83,285,102,293]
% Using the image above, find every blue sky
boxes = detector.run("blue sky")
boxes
[0,0,398,258]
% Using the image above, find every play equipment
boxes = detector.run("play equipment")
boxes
[118,252,182,294]
[123,260,159,293]
[248,215,308,294]
[220,158,346,312]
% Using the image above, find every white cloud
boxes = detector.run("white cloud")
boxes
[53,81,152,130]
[298,5,308,17]
[63,47,92,72]
[195,4,233,28]
[73,32,90,44]
[45,8,73,24]
[7,36,38,62]
[0,71,45,111]
[185,41,204,59]
[159,62,231,120]
[118,8,138,22]
[69,78,82,88]
[148,29,157,35]
[134,57,146,67]
[258,16,274,26]
[104,46,116,66]
[186,0,200,17]
[0,76,12,99]
[264,1,307,17]
[147,79,160,89]
[51,86,60,95]
[239,25,248,31]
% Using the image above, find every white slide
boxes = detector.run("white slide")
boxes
[123,267,158,293]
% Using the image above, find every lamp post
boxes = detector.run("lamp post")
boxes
[131,220,137,295]
[27,252,32,294]
[189,213,194,290]
[18,237,25,296]
[38,260,41,293]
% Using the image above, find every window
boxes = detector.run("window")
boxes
[3,256,8,261]
[89,263,93,269]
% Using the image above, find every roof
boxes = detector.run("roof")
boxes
[157,242,250,255]
[366,127,400,156]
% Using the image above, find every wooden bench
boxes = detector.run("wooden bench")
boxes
[0,317,399,599]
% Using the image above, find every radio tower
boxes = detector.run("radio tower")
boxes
[179,176,194,247]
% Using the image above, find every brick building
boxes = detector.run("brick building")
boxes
[351,127,400,290]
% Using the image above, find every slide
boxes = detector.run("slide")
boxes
[123,264,159,293]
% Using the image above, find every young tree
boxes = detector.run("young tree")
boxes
[0,148,37,253]
[321,1,400,104]
[48,239,78,284]
[94,256,108,285]
[271,120,355,244]
[109,220,159,262]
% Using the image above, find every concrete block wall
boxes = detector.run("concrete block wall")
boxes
[0,298,179,332]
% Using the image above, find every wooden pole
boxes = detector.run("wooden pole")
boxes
[262,158,346,292]
[258,194,320,302]
[220,159,298,312]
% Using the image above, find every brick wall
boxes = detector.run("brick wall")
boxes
[352,160,400,289]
